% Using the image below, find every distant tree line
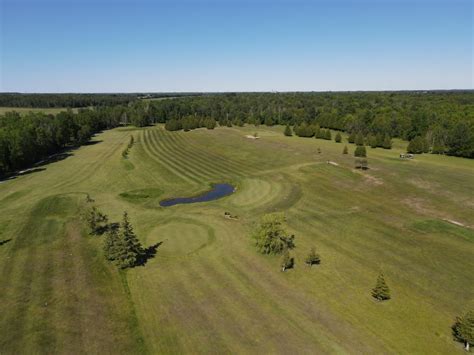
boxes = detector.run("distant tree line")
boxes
[0,93,138,108]
[149,91,473,158]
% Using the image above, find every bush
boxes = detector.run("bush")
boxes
[281,249,294,271]
[305,247,320,266]
[284,124,292,136]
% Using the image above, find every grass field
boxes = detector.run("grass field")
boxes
[1,124,473,354]
[0,107,76,115]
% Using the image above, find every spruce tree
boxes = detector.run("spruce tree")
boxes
[305,247,321,266]
[371,273,391,301]
[343,145,348,154]
[355,132,364,146]
[452,310,474,351]
[325,129,332,140]
[284,124,292,136]
[348,132,356,143]
[382,135,392,149]
[354,145,367,157]
[335,132,342,143]
[103,227,120,261]
[115,212,145,269]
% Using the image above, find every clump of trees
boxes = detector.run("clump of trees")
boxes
[371,273,391,301]
[252,213,295,255]
[452,310,474,351]
[407,136,430,154]
[103,212,145,269]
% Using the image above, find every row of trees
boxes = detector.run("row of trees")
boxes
[0,93,138,108]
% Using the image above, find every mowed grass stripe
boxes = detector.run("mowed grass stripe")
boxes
[174,129,258,175]
[151,129,217,181]
[143,130,196,184]
[145,129,203,184]
[164,129,252,178]
[159,130,238,180]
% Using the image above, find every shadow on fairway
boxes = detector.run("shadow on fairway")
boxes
[0,239,12,246]
[139,241,165,266]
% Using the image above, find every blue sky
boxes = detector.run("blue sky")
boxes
[0,0,472,92]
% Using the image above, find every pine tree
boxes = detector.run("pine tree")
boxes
[281,249,294,271]
[103,227,120,261]
[452,310,474,351]
[325,129,332,140]
[382,135,392,149]
[371,273,391,301]
[284,124,292,136]
[348,132,356,144]
[355,132,365,146]
[335,132,342,143]
[354,145,367,157]
[343,145,348,154]
[115,212,145,269]
[305,247,320,266]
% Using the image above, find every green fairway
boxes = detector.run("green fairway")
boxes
[1,124,473,353]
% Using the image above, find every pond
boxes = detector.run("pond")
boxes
[159,183,235,207]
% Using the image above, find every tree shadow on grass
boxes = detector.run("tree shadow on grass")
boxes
[138,241,165,266]
[0,239,12,246]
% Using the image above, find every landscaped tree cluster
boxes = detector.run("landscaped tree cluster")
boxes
[104,212,145,269]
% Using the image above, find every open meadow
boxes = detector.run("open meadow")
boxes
[1,124,473,354]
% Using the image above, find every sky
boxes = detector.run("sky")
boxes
[0,0,472,92]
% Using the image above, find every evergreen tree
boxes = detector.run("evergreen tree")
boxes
[84,206,108,235]
[371,273,391,301]
[114,212,145,269]
[354,145,367,157]
[335,132,342,143]
[264,116,274,126]
[281,249,294,271]
[348,132,356,144]
[284,124,293,136]
[325,129,332,140]
[103,227,120,261]
[252,213,295,255]
[305,247,320,266]
[369,134,378,148]
[343,145,348,154]
[382,135,392,149]
[452,310,474,351]
[355,132,365,146]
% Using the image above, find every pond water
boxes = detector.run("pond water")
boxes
[159,183,235,207]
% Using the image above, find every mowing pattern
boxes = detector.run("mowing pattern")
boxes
[1,125,473,354]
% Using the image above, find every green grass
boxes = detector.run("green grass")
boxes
[0,107,77,115]
[0,124,473,353]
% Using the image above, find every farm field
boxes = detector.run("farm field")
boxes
[0,124,473,354]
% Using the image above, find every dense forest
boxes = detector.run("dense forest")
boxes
[0,91,473,176]
[0,92,201,108]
